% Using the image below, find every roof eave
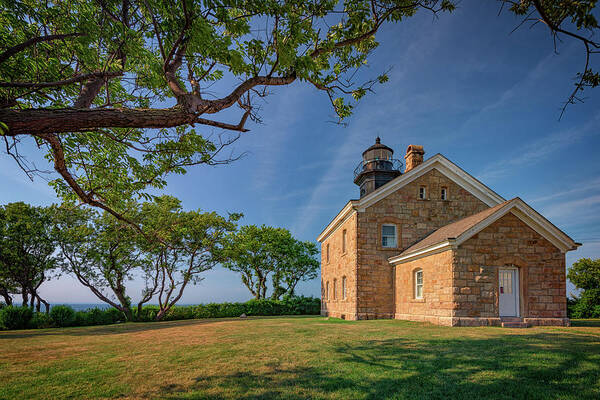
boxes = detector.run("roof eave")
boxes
[316,200,358,242]
[388,240,456,265]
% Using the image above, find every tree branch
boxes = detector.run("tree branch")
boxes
[0,71,122,89]
[0,33,84,64]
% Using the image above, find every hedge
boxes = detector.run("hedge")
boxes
[0,296,321,330]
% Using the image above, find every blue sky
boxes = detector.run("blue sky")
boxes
[2,1,599,304]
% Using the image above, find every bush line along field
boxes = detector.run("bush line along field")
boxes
[0,296,320,330]
[1,316,599,400]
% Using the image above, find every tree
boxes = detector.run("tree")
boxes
[53,197,239,321]
[53,205,148,321]
[221,225,317,300]
[568,258,600,290]
[138,196,240,320]
[271,240,319,299]
[0,0,456,227]
[500,1,599,118]
[0,202,56,311]
[221,225,290,299]
[567,258,600,318]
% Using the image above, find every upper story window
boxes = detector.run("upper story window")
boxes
[342,276,347,300]
[419,186,427,200]
[381,224,397,248]
[342,229,347,253]
[441,187,448,200]
[333,278,337,300]
[326,243,330,263]
[414,269,423,299]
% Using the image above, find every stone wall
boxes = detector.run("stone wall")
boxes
[394,249,454,326]
[356,168,489,319]
[320,212,358,320]
[452,212,569,326]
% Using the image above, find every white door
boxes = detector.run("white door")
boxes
[498,268,519,317]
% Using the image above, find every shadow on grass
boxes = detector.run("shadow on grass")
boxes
[0,315,317,339]
[162,332,600,400]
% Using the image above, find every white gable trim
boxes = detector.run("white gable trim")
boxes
[388,198,580,264]
[357,154,505,212]
[316,201,357,242]
[388,240,455,264]
[453,198,578,252]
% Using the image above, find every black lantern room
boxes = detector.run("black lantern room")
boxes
[353,137,402,197]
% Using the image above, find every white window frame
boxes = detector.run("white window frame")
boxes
[342,276,347,300]
[441,187,448,200]
[381,224,397,248]
[419,186,427,200]
[414,269,423,299]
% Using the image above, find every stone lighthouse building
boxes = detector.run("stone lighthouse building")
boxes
[317,139,580,327]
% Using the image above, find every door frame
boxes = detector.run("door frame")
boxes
[498,266,520,317]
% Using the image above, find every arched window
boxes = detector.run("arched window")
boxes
[326,281,330,300]
[333,278,337,300]
[414,269,423,299]
[342,276,347,300]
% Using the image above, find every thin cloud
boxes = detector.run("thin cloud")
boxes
[529,177,600,203]
[541,194,600,220]
[477,114,600,182]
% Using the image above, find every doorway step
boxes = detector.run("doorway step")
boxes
[500,317,529,328]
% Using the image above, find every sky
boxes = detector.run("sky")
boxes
[1,1,599,304]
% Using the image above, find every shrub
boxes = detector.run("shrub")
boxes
[0,305,33,330]
[0,298,321,330]
[134,305,159,322]
[50,305,76,327]
[104,307,126,324]
[29,312,53,329]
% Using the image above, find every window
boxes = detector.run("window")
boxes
[326,243,330,263]
[342,276,347,300]
[381,224,397,248]
[441,187,448,200]
[415,269,423,299]
[419,186,427,200]
[333,278,337,300]
[342,229,347,253]
[326,281,330,300]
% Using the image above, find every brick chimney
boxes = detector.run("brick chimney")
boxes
[404,145,425,172]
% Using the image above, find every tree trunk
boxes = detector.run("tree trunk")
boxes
[0,286,12,306]
[155,309,166,321]
[21,288,28,307]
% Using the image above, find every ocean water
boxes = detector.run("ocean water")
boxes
[50,303,113,311]
[49,303,201,311]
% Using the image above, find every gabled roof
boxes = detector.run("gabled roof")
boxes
[401,200,512,254]
[388,198,581,265]
[317,154,505,242]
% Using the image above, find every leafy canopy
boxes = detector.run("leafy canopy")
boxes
[221,224,319,300]
[0,0,455,224]
[568,258,600,290]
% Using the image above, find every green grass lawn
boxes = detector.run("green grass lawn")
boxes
[1,317,599,400]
